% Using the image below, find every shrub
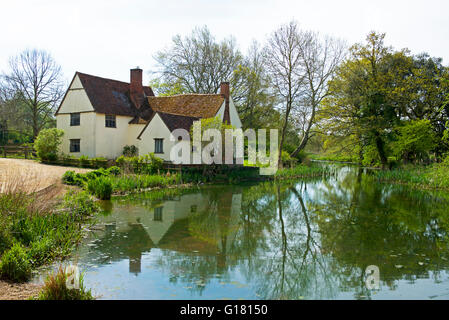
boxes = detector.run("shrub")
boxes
[87,176,113,200]
[0,222,13,255]
[62,171,77,185]
[0,243,32,282]
[115,153,163,174]
[34,128,64,161]
[63,190,99,217]
[123,145,138,157]
[107,166,121,176]
[37,266,93,300]
[28,237,54,266]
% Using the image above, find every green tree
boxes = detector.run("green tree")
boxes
[34,128,64,161]
[321,33,412,167]
[392,119,437,163]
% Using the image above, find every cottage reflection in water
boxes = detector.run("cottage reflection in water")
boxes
[78,187,243,276]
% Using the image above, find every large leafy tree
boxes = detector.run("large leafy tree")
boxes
[321,33,410,167]
[320,32,449,165]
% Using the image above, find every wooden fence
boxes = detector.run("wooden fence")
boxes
[0,145,34,159]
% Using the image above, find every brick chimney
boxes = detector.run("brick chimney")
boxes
[220,82,230,125]
[130,67,143,108]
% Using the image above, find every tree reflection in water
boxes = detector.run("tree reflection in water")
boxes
[74,165,449,300]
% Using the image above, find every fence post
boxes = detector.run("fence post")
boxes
[2,147,6,158]
[24,147,28,159]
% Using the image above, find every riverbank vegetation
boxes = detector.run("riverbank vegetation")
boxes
[315,33,449,170]
[374,157,449,190]
[0,182,99,283]
[36,266,93,300]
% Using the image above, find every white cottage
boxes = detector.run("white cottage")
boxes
[55,68,242,161]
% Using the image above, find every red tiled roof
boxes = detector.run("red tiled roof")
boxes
[147,94,224,118]
[56,72,154,116]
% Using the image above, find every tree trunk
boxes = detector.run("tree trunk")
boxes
[278,101,292,169]
[374,132,388,168]
[290,132,309,158]
[291,101,316,159]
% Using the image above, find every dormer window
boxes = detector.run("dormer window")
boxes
[105,115,116,128]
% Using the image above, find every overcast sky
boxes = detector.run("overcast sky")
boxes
[1,0,448,86]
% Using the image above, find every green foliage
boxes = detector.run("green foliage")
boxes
[392,120,437,163]
[115,153,163,174]
[87,176,113,200]
[122,145,138,157]
[63,190,99,217]
[148,78,186,96]
[0,189,99,283]
[0,243,32,282]
[275,164,329,179]
[375,157,449,190]
[37,267,93,300]
[107,166,121,176]
[111,174,179,193]
[281,151,297,167]
[320,32,449,166]
[362,144,383,167]
[79,155,89,168]
[34,128,64,161]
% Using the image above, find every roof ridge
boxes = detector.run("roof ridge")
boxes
[76,71,152,88]
[149,93,223,98]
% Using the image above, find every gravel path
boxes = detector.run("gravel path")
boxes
[0,280,42,300]
[0,158,91,193]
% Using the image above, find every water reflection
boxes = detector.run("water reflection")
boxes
[67,165,449,300]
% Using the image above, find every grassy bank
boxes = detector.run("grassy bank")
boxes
[62,167,181,199]
[374,158,449,190]
[62,163,329,199]
[0,188,99,283]
[275,164,330,180]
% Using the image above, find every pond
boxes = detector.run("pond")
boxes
[36,164,449,299]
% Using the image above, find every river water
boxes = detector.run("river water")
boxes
[36,164,449,299]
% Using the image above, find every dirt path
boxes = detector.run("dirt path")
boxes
[0,158,91,193]
[0,280,42,300]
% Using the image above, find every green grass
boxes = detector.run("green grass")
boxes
[37,266,93,300]
[0,190,99,282]
[275,164,329,179]
[374,158,449,190]
[110,174,180,193]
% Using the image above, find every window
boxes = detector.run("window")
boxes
[154,138,164,154]
[70,139,80,153]
[70,113,80,126]
[154,207,163,221]
[105,115,116,128]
